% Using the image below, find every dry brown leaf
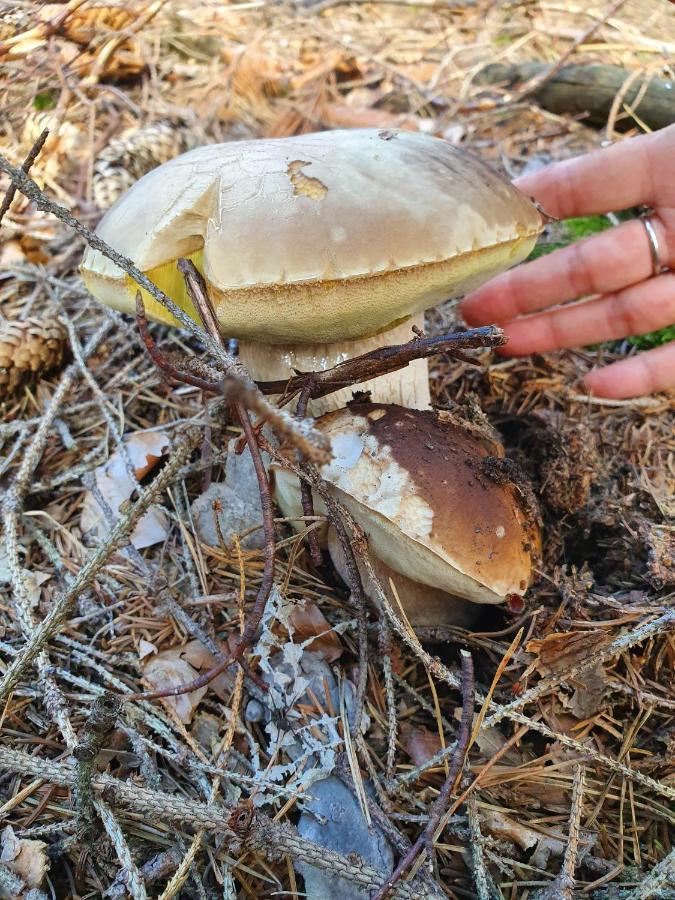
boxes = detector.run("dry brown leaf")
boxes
[0,826,49,893]
[319,102,432,134]
[569,661,607,719]
[482,808,543,850]
[80,431,170,549]
[472,723,509,761]
[481,809,565,863]
[401,725,442,767]
[142,651,207,724]
[0,240,28,267]
[141,639,233,723]
[191,712,223,754]
[138,638,157,660]
[525,630,608,677]
[179,640,231,701]
[0,547,51,609]
[288,602,343,663]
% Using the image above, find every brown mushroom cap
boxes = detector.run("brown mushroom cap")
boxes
[81,129,543,344]
[273,402,541,604]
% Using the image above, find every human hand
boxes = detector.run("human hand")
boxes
[461,124,675,398]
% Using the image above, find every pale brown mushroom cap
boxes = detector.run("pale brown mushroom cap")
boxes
[273,402,541,604]
[81,129,543,343]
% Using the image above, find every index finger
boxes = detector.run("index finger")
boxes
[515,131,660,219]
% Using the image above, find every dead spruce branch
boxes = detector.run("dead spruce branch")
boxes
[0,746,424,899]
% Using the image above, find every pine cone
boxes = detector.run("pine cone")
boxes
[0,7,30,40]
[36,2,136,46]
[61,3,137,45]
[0,318,68,400]
[92,121,199,209]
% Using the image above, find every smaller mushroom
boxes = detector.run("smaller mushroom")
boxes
[326,526,479,629]
[272,402,540,628]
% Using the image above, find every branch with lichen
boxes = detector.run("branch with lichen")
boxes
[0,746,425,899]
[2,314,114,744]
[95,798,149,900]
[625,845,675,900]
[73,693,123,841]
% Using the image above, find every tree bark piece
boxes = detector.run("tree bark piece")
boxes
[477,63,675,131]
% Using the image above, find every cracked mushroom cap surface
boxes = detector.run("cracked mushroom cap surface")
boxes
[274,402,540,605]
[81,129,543,344]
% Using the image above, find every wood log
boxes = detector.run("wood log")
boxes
[477,63,675,131]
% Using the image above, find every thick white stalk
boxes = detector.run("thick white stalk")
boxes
[238,315,431,416]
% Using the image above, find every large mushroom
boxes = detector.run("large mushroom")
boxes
[81,129,543,413]
[272,402,540,626]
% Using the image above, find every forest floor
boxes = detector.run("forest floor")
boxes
[0,0,674,898]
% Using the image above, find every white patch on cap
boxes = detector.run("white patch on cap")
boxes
[330,431,364,469]
[496,525,505,538]
[321,414,434,542]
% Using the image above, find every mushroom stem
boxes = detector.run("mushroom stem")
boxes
[238,315,431,415]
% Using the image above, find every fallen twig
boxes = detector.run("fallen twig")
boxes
[504,0,627,104]
[625,844,675,900]
[135,289,331,464]
[466,793,497,900]
[0,127,49,226]
[95,798,149,900]
[128,265,278,700]
[259,325,506,402]
[372,650,474,899]
[296,385,323,568]
[107,849,182,899]
[73,693,123,841]
[546,764,587,900]
[379,618,398,781]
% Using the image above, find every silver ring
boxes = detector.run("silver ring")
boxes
[641,215,665,276]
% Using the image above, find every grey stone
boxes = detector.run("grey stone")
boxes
[190,481,265,550]
[296,777,394,899]
[225,438,268,497]
[244,698,265,723]
[191,441,270,550]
